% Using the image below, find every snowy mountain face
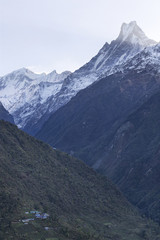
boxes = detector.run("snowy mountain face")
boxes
[121,43,160,74]
[0,68,71,129]
[0,21,157,135]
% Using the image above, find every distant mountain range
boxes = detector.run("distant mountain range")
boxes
[0,68,71,134]
[0,21,157,135]
[2,120,159,240]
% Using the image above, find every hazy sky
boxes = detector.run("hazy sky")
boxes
[0,0,160,76]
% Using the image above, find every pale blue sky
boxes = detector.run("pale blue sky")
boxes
[0,0,160,76]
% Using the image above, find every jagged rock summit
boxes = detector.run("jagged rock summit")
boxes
[117,21,156,46]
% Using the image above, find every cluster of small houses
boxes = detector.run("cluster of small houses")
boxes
[21,210,49,225]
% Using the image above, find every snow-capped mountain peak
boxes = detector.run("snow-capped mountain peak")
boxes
[117,21,157,46]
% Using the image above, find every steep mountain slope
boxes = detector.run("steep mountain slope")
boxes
[0,68,71,133]
[36,43,160,222]
[1,120,159,240]
[0,21,156,135]
[96,91,160,223]
[0,102,14,123]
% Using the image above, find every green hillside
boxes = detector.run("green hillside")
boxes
[0,120,160,240]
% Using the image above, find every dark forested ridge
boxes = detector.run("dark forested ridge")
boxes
[1,120,160,239]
